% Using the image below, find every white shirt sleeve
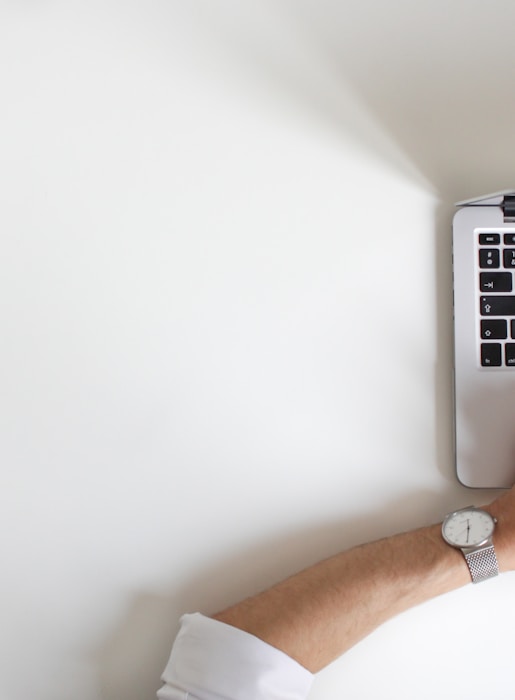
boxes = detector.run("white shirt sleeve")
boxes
[157,612,314,700]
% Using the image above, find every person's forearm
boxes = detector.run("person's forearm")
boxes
[213,522,471,673]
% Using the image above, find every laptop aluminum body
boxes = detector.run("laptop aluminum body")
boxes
[453,191,515,488]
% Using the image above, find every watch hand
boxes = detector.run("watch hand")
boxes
[454,526,469,540]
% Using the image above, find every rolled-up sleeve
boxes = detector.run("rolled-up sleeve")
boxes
[157,613,314,700]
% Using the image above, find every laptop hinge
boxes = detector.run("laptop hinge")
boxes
[455,190,515,222]
[503,195,515,222]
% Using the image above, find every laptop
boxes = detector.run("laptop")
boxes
[453,190,515,488]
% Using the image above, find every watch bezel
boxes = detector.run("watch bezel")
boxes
[441,507,495,548]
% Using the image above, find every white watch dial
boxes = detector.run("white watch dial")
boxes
[442,509,495,547]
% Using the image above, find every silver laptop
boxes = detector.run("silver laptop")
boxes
[453,190,515,488]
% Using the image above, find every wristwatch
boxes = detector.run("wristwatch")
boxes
[442,506,499,583]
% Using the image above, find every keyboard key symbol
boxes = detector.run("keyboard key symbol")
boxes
[506,344,515,365]
[481,343,502,366]
[481,319,507,339]
[479,249,500,268]
[481,296,515,315]
[480,272,513,292]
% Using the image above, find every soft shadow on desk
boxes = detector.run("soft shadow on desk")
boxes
[94,488,456,700]
[185,1,515,200]
[186,1,430,191]
[276,1,515,200]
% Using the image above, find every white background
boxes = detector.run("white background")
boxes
[2,2,515,699]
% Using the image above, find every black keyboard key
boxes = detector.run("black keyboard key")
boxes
[479,249,500,268]
[479,272,512,292]
[481,343,502,366]
[481,319,507,339]
[504,233,515,245]
[511,320,515,338]
[480,296,515,316]
[506,344,515,367]
[479,233,501,244]
[504,249,515,268]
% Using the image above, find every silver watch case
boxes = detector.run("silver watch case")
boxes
[442,506,496,550]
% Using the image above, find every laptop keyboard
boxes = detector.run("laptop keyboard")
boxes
[478,230,515,367]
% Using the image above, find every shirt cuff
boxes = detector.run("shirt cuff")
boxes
[157,612,314,700]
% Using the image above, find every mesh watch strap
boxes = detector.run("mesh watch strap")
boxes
[464,545,499,583]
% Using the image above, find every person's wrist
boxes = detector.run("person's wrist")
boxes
[426,522,472,586]
[482,501,514,573]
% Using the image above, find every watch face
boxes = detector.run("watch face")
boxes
[442,508,495,547]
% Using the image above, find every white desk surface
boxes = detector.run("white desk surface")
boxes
[2,3,515,699]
